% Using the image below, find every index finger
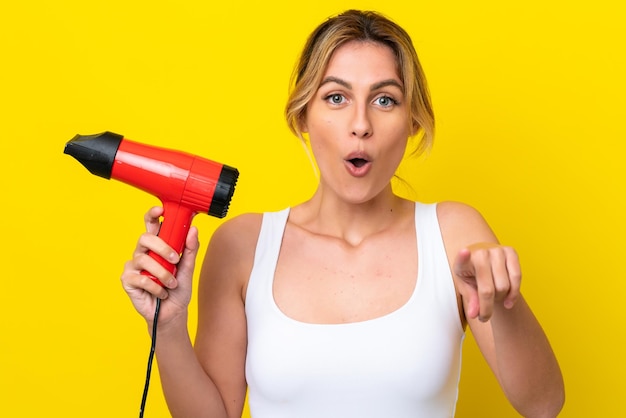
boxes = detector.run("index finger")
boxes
[144,206,164,235]
[473,250,496,322]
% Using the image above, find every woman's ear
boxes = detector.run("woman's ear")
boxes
[410,120,420,137]
[298,113,308,134]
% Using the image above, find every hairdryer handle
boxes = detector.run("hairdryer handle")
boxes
[141,201,195,287]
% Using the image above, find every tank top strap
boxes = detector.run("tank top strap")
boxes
[245,207,290,319]
[414,202,464,334]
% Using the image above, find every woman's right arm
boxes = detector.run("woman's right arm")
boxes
[120,207,261,418]
[193,213,262,417]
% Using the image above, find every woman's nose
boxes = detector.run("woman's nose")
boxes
[350,105,372,139]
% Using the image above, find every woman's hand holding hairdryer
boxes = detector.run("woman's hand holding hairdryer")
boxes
[120,206,200,333]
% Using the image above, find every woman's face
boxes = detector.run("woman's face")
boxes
[303,41,410,204]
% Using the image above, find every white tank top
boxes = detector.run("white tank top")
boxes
[245,202,465,418]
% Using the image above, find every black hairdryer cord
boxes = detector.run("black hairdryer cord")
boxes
[139,297,161,418]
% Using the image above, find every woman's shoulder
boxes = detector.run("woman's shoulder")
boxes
[200,212,265,289]
[210,212,264,250]
[435,200,484,223]
[435,200,498,246]
[208,208,290,253]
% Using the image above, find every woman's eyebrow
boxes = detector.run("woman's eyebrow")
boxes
[320,76,403,91]
[320,76,351,89]
[371,79,403,91]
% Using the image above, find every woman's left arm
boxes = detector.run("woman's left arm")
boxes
[437,201,565,418]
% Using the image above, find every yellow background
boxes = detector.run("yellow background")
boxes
[1,0,624,417]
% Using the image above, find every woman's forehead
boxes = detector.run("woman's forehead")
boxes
[322,41,402,86]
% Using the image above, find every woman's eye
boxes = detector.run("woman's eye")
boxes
[375,95,398,108]
[325,93,345,105]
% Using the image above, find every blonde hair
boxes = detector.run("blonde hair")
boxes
[285,9,435,156]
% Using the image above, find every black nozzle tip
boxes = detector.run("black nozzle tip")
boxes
[209,165,239,218]
[64,131,123,179]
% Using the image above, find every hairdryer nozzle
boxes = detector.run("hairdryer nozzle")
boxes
[64,131,123,179]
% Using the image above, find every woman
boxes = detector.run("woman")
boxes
[121,10,564,418]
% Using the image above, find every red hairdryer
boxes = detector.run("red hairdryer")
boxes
[64,131,239,286]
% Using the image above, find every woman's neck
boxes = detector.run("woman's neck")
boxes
[290,185,414,247]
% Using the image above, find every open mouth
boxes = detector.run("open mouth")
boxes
[348,158,369,168]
